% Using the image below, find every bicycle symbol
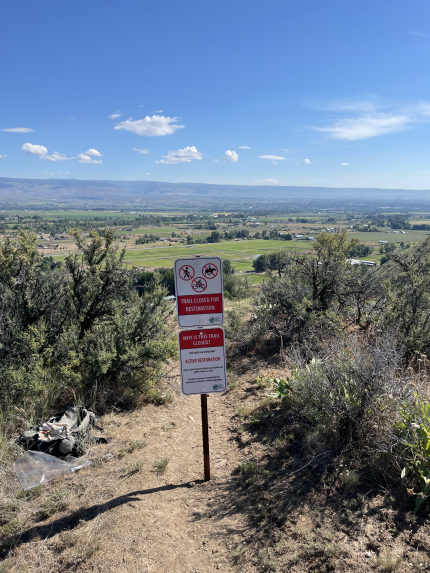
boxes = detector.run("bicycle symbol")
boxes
[179,265,195,281]
[202,263,218,279]
[191,277,207,292]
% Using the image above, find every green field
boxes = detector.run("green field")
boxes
[123,239,311,271]
[122,226,187,235]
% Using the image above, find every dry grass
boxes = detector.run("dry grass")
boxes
[153,458,169,475]
[35,489,70,521]
[123,460,144,475]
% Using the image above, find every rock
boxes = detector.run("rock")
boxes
[365,551,372,558]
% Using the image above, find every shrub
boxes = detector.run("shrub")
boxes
[222,259,235,276]
[383,252,430,357]
[272,336,408,452]
[223,275,252,300]
[0,230,177,413]
[252,255,268,273]
[153,458,169,475]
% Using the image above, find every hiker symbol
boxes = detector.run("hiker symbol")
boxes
[179,265,195,281]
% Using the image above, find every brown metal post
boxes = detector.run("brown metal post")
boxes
[201,393,210,481]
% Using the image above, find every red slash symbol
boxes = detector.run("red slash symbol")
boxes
[202,263,218,279]
[191,277,207,292]
[179,265,195,281]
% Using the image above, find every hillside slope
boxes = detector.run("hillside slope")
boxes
[374,236,430,280]
[2,359,430,572]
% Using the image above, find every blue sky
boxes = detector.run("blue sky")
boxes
[1,0,430,189]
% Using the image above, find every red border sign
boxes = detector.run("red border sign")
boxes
[202,263,218,279]
[179,327,227,395]
[179,265,195,281]
[191,276,207,292]
[174,257,224,327]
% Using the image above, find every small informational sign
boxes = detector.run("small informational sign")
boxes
[179,327,227,395]
[174,257,224,328]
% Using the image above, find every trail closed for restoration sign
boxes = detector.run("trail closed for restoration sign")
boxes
[174,257,224,328]
[179,327,227,395]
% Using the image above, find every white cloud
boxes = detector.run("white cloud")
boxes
[77,153,102,164]
[109,111,122,119]
[214,159,219,162]
[42,151,71,162]
[318,100,379,113]
[57,171,70,174]
[2,127,34,133]
[157,145,202,164]
[238,146,251,149]
[0,154,6,159]
[253,179,278,185]
[22,144,102,164]
[315,113,410,140]
[114,115,184,137]
[271,161,277,165]
[341,162,349,166]
[259,155,286,161]
[153,109,163,113]
[133,148,150,154]
[304,158,310,164]
[312,98,430,141]
[146,172,151,174]
[21,143,48,156]
[223,150,238,162]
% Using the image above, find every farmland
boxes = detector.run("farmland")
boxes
[1,207,429,276]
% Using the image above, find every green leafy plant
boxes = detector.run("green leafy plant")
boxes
[398,397,430,513]
[236,458,258,475]
[267,377,293,402]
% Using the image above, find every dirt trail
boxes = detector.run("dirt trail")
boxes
[11,372,261,573]
[85,392,244,573]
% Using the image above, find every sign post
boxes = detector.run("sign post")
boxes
[175,257,227,481]
[201,394,210,481]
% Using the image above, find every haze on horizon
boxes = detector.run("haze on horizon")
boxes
[1,0,429,190]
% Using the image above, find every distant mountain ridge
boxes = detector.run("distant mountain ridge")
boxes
[0,176,429,207]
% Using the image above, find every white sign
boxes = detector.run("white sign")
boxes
[179,327,227,395]
[174,257,224,328]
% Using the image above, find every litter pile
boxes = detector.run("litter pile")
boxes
[14,406,110,490]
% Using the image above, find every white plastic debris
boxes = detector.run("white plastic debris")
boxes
[14,450,92,490]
